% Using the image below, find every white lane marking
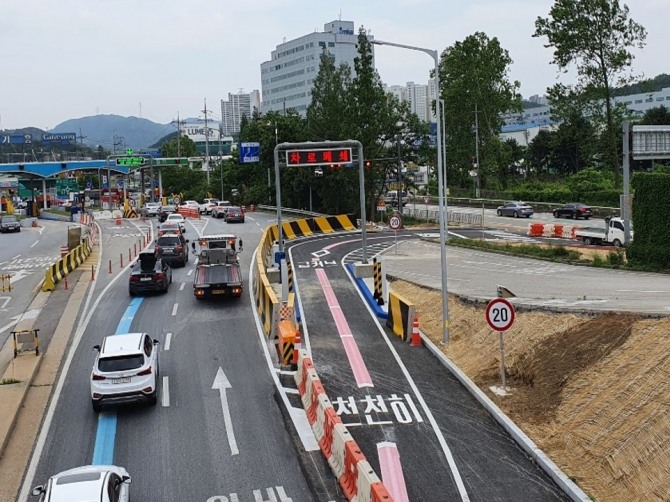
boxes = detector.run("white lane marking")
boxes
[212,367,239,455]
[11,254,20,260]
[180,282,185,291]
[164,332,172,351]
[616,289,668,293]
[187,269,193,276]
[283,388,300,395]
[172,303,178,316]
[162,376,170,407]
[342,244,471,502]
[30,240,39,248]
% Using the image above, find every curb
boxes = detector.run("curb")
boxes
[346,264,387,319]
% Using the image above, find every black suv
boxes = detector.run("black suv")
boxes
[159,205,177,222]
[129,251,172,296]
[155,234,189,267]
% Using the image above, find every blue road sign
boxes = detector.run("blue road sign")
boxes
[42,133,76,144]
[153,179,158,187]
[239,142,260,164]
[118,180,124,189]
[86,181,93,189]
[0,134,32,145]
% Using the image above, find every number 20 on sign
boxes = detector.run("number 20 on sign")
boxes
[486,298,515,393]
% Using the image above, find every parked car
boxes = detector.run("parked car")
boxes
[0,214,21,233]
[31,465,132,501]
[90,332,159,411]
[159,205,177,222]
[224,206,245,223]
[496,201,534,218]
[155,233,189,267]
[553,203,592,220]
[199,197,219,214]
[211,201,231,219]
[166,213,186,233]
[140,202,161,217]
[157,222,182,237]
[128,251,172,296]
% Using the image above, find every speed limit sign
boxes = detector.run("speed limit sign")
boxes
[485,298,515,332]
[388,213,402,231]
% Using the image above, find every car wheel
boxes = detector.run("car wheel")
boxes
[497,210,502,216]
[148,390,158,406]
[92,400,102,413]
[613,239,623,248]
[129,289,136,297]
[553,211,559,218]
[513,211,519,218]
[584,216,590,220]
[584,237,592,245]
[572,212,578,219]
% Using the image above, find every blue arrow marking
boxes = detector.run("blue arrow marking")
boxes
[92,297,143,465]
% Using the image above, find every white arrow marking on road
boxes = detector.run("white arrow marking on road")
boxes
[7,270,33,283]
[212,367,239,455]
[0,297,10,309]
[0,309,40,335]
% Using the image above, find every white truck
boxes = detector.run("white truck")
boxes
[574,217,632,247]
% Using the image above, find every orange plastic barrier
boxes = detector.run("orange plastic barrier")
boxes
[553,224,564,238]
[340,441,366,500]
[528,223,544,237]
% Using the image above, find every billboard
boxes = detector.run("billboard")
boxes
[42,133,76,144]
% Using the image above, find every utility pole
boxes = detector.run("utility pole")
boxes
[202,98,211,185]
[77,128,87,160]
[172,112,185,158]
[474,103,481,198]
[396,130,403,216]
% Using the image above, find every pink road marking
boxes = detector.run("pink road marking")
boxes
[377,442,410,502]
[315,268,373,388]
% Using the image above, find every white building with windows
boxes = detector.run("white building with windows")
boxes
[260,20,366,115]
[220,90,261,136]
[384,79,438,124]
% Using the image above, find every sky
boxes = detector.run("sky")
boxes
[0,0,667,130]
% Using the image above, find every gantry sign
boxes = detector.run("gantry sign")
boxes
[274,141,368,262]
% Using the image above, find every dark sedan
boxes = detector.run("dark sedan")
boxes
[0,215,21,233]
[129,252,172,296]
[155,234,189,267]
[496,201,534,218]
[553,203,592,220]
[159,205,177,222]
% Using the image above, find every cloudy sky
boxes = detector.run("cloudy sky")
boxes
[0,0,666,130]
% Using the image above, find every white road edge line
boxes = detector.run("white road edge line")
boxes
[11,254,20,260]
[187,269,193,276]
[162,376,170,407]
[18,221,112,501]
[171,303,178,316]
[164,332,172,351]
[341,243,471,502]
[179,282,185,291]
[30,240,39,248]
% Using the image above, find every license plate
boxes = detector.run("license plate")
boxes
[113,377,131,384]
[140,277,152,281]
[164,248,174,253]
[212,289,226,295]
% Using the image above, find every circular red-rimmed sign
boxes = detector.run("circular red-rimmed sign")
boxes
[389,213,402,231]
[485,298,515,332]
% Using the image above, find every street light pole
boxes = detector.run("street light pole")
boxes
[372,39,450,343]
[474,103,481,198]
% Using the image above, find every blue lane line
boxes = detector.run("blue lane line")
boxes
[91,297,144,465]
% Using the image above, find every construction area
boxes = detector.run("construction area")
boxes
[391,277,670,502]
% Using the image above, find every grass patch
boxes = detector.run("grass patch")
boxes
[0,377,21,385]
[448,238,584,261]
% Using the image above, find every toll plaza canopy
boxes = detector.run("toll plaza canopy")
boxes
[0,157,188,179]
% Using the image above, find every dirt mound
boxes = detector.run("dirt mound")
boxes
[391,280,670,502]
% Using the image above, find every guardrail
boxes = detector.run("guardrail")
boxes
[255,204,326,218]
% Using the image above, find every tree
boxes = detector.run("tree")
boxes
[437,32,521,190]
[159,135,197,158]
[534,0,647,188]
[640,105,670,126]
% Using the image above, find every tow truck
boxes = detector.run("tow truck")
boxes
[193,234,244,299]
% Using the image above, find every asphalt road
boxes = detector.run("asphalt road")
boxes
[288,234,569,501]
[26,212,314,502]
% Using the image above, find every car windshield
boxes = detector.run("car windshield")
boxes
[2,216,17,222]
[55,472,102,485]
[98,354,144,372]
[167,214,182,220]
[229,207,241,212]
[161,205,176,212]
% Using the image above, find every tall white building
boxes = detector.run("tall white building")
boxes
[384,79,438,123]
[260,20,367,115]
[220,90,261,136]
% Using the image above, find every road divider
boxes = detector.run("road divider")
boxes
[177,206,200,219]
[294,349,393,502]
[386,292,416,342]
[42,234,93,292]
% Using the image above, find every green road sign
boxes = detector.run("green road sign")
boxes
[116,157,146,167]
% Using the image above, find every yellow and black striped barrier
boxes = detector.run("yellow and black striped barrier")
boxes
[0,274,11,292]
[287,261,294,292]
[123,208,138,218]
[373,257,383,305]
[386,291,416,342]
[269,214,357,242]
[42,237,93,292]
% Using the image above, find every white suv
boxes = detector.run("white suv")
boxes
[199,197,219,214]
[31,465,131,501]
[211,200,231,218]
[90,332,160,412]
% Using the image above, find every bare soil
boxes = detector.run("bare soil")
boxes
[391,280,670,502]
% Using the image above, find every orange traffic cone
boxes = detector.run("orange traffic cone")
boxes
[116,214,122,225]
[292,330,302,366]
[410,316,422,347]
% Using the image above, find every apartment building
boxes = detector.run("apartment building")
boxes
[260,20,366,115]
[220,90,261,136]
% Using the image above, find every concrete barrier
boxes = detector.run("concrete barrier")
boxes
[386,291,415,342]
[42,235,93,292]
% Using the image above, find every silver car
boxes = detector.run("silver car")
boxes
[32,465,131,501]
[496,201,534,218]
